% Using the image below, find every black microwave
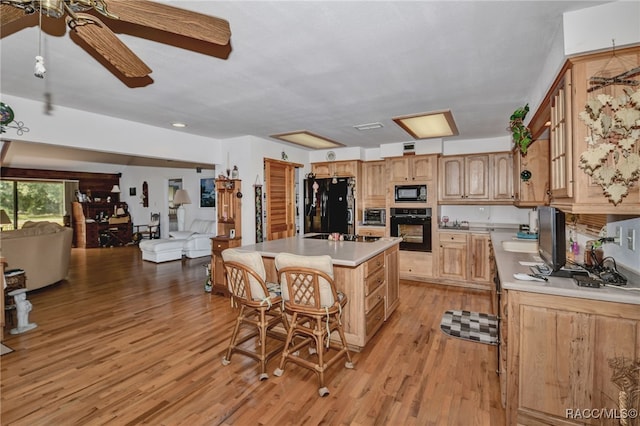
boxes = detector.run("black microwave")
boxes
[395,184,427,202]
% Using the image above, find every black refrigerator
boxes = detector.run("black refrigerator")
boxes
[304,177,355,235]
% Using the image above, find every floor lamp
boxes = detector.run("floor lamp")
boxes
[173,189,192,231]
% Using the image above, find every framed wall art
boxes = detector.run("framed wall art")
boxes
[200,178,216,208]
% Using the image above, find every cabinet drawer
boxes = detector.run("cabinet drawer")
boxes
[364,252,385,276]
[439,232,467,243]
[365,282,386,313]
[365,299,385,336]
[211,237,240,253]
[365,267,385,296]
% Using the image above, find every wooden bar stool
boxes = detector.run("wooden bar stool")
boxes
[273,253,354,397]
[221,249,288,380]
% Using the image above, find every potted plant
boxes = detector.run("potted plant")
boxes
[509,104,533,155]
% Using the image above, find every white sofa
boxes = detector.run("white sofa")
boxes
[139,219,215,262]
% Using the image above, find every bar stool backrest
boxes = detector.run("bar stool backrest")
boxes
[275,253,335,307]
[222,249,268,300]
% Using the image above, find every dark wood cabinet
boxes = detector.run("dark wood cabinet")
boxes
[72,202,132,248]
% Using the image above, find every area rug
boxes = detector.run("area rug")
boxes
[1,343,14,356]
[440,310,498,345]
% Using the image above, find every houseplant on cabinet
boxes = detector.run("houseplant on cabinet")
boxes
[509,104,533,155]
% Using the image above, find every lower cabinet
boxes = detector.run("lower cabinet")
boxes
[437,232,492,289]
[504,290,640,425]
[399,251,434,281]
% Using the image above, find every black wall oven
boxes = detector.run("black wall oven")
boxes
[390,208,432,252]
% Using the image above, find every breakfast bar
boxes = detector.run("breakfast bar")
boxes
[237,236,402,350]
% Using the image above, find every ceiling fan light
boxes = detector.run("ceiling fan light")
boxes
[34,0,65,18]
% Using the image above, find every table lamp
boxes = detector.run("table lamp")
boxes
[0,209,12,230]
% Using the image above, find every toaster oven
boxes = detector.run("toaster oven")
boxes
[363,208,386,226]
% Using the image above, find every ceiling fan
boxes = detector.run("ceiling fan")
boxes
[0,0,231,79]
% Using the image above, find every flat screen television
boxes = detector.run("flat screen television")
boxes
[537,206,566,272]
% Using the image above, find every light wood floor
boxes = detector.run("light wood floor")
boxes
[1,246,505,425]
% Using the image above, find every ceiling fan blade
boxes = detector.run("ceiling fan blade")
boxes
[1,4,29,27]
[70,13,152,78]
[104,0,231,46]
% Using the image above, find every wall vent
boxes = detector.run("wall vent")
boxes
[403,142,415,153]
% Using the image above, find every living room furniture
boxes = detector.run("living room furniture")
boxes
[134,212,161,240]
[139,219,216,263]
[0,221,73,290]
[72,201,132,248]
[273,253,354,397]
[211,178,242,295]
[220,249,288,380]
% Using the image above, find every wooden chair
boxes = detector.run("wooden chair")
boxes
[273,253,354,397]
[134,212,160,240]
[221,249,289,380]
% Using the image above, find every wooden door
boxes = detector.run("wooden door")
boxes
[362,161,387,206]
[492,153,513,201]
[264,158,302,241]
[411,156,433,181]
[469,233,491,285]
[438,156,465,201]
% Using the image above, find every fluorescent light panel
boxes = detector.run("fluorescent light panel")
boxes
[270,131,344,149]
[354,122,384,131]
[393,110,458,139]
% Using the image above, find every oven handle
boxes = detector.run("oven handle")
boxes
[392,216,431,224]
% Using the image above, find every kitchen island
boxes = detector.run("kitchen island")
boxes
[491,231,640,425]
[236,236,402,350]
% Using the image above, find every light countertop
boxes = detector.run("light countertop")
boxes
[491,231,640,305]
[237,236,402,267]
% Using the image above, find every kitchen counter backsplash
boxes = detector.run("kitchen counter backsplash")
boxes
[438,222,520,232]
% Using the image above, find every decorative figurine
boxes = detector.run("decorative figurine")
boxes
[9,289,37,334]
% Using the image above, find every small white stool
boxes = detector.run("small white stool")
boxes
[139,239,186,263]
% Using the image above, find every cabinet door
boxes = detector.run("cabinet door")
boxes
[464,155,490,200]
[514,140,550,206]
[312,162,332,177]
[469,234,491,285]
[549,69,573,199]
[492,153,513,201]
[438,157,465,201]
[362,161,387,206]
[411,156,433,181]
[387,157,410,182]
[385,245,399,318]
[334,160,358,177]
[438,233,467,280]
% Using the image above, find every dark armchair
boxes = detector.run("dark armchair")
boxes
[134,212,161,241]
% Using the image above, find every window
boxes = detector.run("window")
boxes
[0,180,68,229]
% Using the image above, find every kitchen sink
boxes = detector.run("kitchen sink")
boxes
[501,239,538,253]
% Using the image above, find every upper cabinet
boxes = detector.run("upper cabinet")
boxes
[387,155,434,182]
[312,160,360,178]
[513,139,550,207]
[438,152,514,204]
[362,160,387,207]
[540,47,640,214]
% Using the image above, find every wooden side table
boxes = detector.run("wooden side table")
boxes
[4,269,26,327]
[211,236,242,296]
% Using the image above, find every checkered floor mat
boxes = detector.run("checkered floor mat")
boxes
[440,310,498,345]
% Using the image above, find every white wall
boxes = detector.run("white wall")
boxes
[438,205,531,227]
[605,217,640,274]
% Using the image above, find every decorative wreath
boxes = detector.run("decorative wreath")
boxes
[578,87,640,205]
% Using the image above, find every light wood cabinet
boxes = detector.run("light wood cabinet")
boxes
[491,152,514,201]
[312,160,360,178]
[361,160,387,207]
[437,232,492,288]
[399,251,434,281]
[438,155,490,202]
[513,139,550,207]
[385,244,399,319]
[504,290,640,426]
[438,232,468,280]
[468,234,492,285]
[438,153,515,204]
[358,226,385,237]
[211,178,242,295]
[543,47,640,213]
[387,155,434,182]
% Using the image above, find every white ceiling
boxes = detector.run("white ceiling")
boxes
[0,1,613,168]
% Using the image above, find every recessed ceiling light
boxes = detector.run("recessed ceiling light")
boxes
[172,122,187,128]
[270,131,344,150]
[354,122,384,131]
[393,110,459,139]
